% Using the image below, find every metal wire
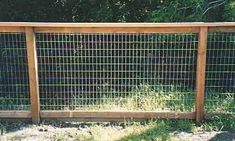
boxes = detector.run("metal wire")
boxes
[36,33,197,111]
[205,32,235,113]
[0,30,234,115]
[0,33,30,110]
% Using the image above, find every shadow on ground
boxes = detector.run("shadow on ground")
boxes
[209,131,235,141]
[0,120,31,135]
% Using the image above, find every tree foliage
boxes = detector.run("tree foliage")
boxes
[0,0,233,22]
[223,0,235,21]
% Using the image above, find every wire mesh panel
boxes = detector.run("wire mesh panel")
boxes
[0,33,30,110]
[205,32,235,113]
[36,32,198,111]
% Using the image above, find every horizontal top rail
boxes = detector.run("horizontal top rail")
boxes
[0,22,234,33]
[0,22,235,27]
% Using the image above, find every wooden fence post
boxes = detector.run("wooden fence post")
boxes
[25,27,40,124]
[196,26,208,123]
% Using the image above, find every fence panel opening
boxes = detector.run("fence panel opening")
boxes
[205,32,235,114]
[36,32,198,112]
[0,33,30,110]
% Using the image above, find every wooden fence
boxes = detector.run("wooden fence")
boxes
[0,22,234,124]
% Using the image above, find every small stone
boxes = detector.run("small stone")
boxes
[44,128,48,132]
[38,128,44,132]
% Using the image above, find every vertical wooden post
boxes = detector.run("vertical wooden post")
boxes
[25,27,40,124]
[196,27,208,123]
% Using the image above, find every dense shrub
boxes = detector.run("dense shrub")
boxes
[0,0,233,22]
[223,0,235,21]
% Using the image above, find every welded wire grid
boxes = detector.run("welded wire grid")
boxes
[36,33,198,111]
[205,32,235,113]
[0,33,30,110]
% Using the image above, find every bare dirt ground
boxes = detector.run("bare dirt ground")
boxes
[0,121,235,141]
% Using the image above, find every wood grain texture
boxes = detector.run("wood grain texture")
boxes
[25,27,40,124]
[0,26,24,32]
[34,27,199,33]
[0,22,234,28]
[0,111,31,118]
[195,27,208,123]
[41,111,195,119]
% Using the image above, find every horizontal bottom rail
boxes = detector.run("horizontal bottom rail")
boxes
[1,111,234,121]
[40,111,195,120]
[0,111,31,118]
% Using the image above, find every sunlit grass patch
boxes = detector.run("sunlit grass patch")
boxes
[68,84,195,112]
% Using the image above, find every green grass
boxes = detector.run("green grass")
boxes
[48,84,195,112]
[205,92,235,113]
[59,84,234,114]
[0,84,234,114]
[201,115,235,131]
[0,97,30,110]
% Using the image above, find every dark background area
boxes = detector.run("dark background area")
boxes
[0,0,234,22]
[0,0,234,111]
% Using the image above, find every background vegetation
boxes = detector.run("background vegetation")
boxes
[0,0,234,22]
[0,0,234,112]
